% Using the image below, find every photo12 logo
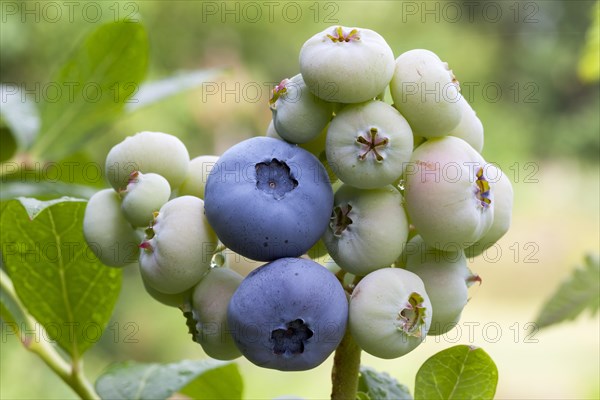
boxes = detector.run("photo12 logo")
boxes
[1,1,140,24]
[1,321,139,345]
[199,1,340,24]
[399,1,540,24]
[2,82,139,105]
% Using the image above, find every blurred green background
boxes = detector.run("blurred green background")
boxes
[1,0,598,399]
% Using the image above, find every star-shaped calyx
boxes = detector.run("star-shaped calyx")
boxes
[327,26,361,43]
[356,127,389,162]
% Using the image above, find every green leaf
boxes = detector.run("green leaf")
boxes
[31,21,148,160]
[358,365,412,400]
[0,197,122,357]
[13,196,85,219]
[578,1,599,83]
[535,254,600,329]
[179,362,243,399]
[95,359,243,400]
[126,68,223,112]
[415,345,498,400]
[0,84,40,151]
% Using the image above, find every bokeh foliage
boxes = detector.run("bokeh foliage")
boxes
[1,1,598,167]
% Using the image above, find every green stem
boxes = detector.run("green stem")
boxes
[0,270,99,400]
[330,272,363,399]
[330,327,362,400]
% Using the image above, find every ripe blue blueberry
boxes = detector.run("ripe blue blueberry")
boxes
[227,257,348,371]
[204,137,333,261]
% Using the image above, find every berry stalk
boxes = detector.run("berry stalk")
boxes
[331,273,361,400]
[0,270,99,400]
[330,326,362,400]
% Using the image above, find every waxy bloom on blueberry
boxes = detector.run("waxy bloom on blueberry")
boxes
[227,257,348,371]
[204,137,333,261]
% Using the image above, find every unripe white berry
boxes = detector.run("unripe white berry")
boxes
[121,171,171,227]
[83,189,140,267]
[105,131,190,191]
[300,26,395,103]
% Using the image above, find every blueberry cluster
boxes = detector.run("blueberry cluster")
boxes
[83,25,514,371]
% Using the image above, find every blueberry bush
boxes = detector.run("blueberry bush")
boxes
[1,14,598,400]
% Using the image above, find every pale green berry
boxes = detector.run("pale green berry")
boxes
[413,134,426,149]
[390,49,462,137]
[105,131,190,191]
[404,235,479,335]
[404,136,494,250]
[349,267,432,359]
[179,155,219,199]
[192,268,243,360]
[326,100,413,189]
[300,123,328,158]
[139,196,218,294]
[270,74,333,144]
[448,96,484,153]
[121,171,171,227]
[83,189,140,267]
[323,184,409,276]
[465,166,513,257]
[142,275,192,308]
[300,26,395,103]
[266,120,282,140]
